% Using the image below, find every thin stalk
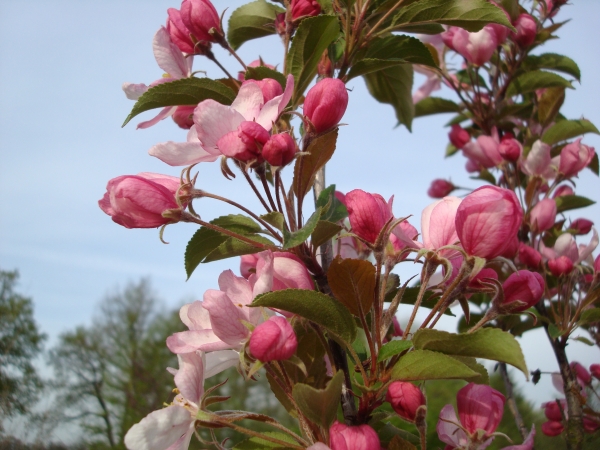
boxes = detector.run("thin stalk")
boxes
[205,50,239,84]
[216,420,305,449]
[258,169,278,212]
[403,259,437,338]
[239,166,272,213]
[499,363,529,440]
[274,171,285,216]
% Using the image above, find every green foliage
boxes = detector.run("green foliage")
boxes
[391,349,481,381]
[316,184,348,223]
[0,269,45,420]
[292,370,343,428]
[505,70,573,97]
[414,97,461,117]
[523,53,581,81]
[554,195,596,213]
[541,119,599,145]
[282,208,322,249]
[227,0,285,50]
[378,340,413,362]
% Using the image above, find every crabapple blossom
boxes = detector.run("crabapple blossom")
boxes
[558,139,596,177]
[242,78,284,103]
[518,243,542,269]
[571,362,592,385]
[262,133,297,166]
[501,270,545,313]
[346,189,393,244]
[240,251,314,291]
[249,316,297,362]
[542,421,564,437]
[462,132,503,168]
[442,26,499,66]
[166,7,196,54]
[329,421,381,450]
[521,140,556,178]
[180,0,221,44]
[304,78,348,133]
[171,106,195,129]
[590,364,600,379]
[291,0,321,20]
[570,218,594,235]
[548,255,574,276]
[530,198,557,232]
[449,124,471,149]
[498,136,522,162]
[386,381,426,422]
[513,14,537,47]
[427,179,456,198]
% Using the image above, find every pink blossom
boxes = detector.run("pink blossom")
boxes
[501,270,545,313]
[590,364,600,379]
[548,255,574,276]
[99,173,182,229]
[166,8,196,54]
[543,400,565,421]
[520,140,556,179]
[149,74,294,166]
[501,426,536,450]
[518,243,542,269]
[329,421,381,450]
[420,196,462,251]
[428,179,456,198]
[249,316,297,362]
[462,132,503,168]
[172,106,195,129]
[530,198,557,232]
[513,14,537,47]
[455,186,523,259]
[346,190,394,244]
[584,417,600,433]
[241,251,314,291]
[570,218,594,235]
[242,78,284,103]
[558,139,595,177]
[449,124,471,149]
[542,421,564,437]
[541,230,599,266]
[498,136,522,162]
[390,220,419,253]
[442,26,499,66]
[553,185,574,198]
[386,381,426,422]
[304,78,349,133]
[262,133,297,166]
[180,0,221,44]
[571,362,592,385]
[291,0,321,20]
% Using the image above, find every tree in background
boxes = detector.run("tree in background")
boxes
[0,269,45,432]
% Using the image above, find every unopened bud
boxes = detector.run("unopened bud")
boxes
[386,381,426,422]
[304,78,348,134]
[570,218,593,235]
[448,124,470,149]
[427,179,456,198]
[513,14,537,47]
[548,256,574,277]
[498,137,522,162]
[262,133,297,167]
[249,316,297,362]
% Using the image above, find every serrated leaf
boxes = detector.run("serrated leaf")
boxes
[451,355,489,384]
[327,257,376,317]
[412,328,528,378]
[260,211,285,231]
[347,35,437,80]
[185,227,228,279]
[505,70,572,97]
[392,0,514,32]
[203,235,274,263]
[393,23,445,34]
[523,53,581,81]
[554,195,596,213]
[580,308,600,326]
[283,208,321,249]
[286,15,340,105]
[293,128,338,201]
[292,370,343,428]
[446,142,459,157]
[378,340,413,362]
[244,66,288,89]
[391,349,481,381]
[251,289,357,344]
[316,184,348,223]
[541,119,599,145]
[233,431,297,449]
[311,221,343,249]
[376,423,421,446]
[415,97,460,117]
[122,78,236,127]
[227,0,284,50]
[212,214,263,234]
[364,63,414,130]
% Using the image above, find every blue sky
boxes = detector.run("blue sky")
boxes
[2,0,600,429]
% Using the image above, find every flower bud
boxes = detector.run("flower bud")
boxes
[291,0,321,20]
[542,421,564,437]
[462,134,503,168]
[442,26,498,66]
[455,186,523,259]
[521,140,555,178]
[518,243,542,269]
[386,381,426,422]
[584,417,600,433]
[217,121,270,161]
[543,400,565,421]
[595,254,600,273]
[249,316,297,362]
[448,124,470,149]
[553,185,574,198]
[274,12,286,36]
[427,179,456,198]
[530,198,557,233]
[262,133,297,167]
[498,137,522,162]
[590,364,600,380]
[513,14,537,47]
[346,189,393,244]
[172,105,195,129]
[242,78,283,103]
[304,78,348,133]
[501,270,545,313]
[180,0,221,44]
[570,218,594,235]
[570,362,592,385]
[166,8,196,54]
[548,255,574,277]
[329,421,381,450]
[457,383,505,436]
[559,139,596,177]
[99,173,182,229]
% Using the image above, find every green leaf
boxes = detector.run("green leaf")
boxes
[293,129,338,202]
[327,257,376,317]
[388,435,418,450]
[589,152,600,176]
[392,0,514,32]
[316,184,348,223]
[523,53,581,81]
[286,15,340,105]
[573,336,594,346]
[378,340,413,362]
[347,35,437,80]
[548,324,563,339]
[283,208,321,249]
[185,227,228,280]
[364,63,414,130]
[391,349,481,381]
[203,235,274,263]
[292,370,343,428]
[412,328,528,378]
[537,87,565,127]
[212,214,263,234]
[451,356,489,384]
[415,97,460,117]
[233,431,298,449]
[122,78,236,127]
[251,289,357,344]
[260,211,285,231]
[541,119,600,145]
[505,70,573,97]
[227,0,284,50]
[311,221,343,249]
[580,308,600,326]
[244,66,288,89]
[554,195,596,213]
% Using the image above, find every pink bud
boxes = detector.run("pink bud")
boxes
[501,270,545,312]
[240,253,260,278]
[329,421,381,450]
[559,139,596,177]
[262,133,297,167]
[274,12,287,36]
[386,382,426,423]
[513,14,537,47]
[99,173,182,229]
[217,121,270,161]
[521,140,555,178]
[456,186,523,259]
[584,417,600,433]
[543,400,565,421]
[253,251,315,291]
[590,364,600,380]
[238,60,276,81]
[304,78,348,133]
[469,267,499,289]
[346,189,393,244]
[427,179,456,198]
[172,105,195,129]
[166,8,196,54]
[498,137,522,162]
[457,383,505,436]
[242,78,283,103]
[518,243,542,269]
[570,218,594,235]
[462,134,503,168]
[542,421,564,437]
[249,316,297,362]
[180,0,221,44]
[448,124,470,149]
[553,185,574,198]
[530,199,557,233]
[291,0,321,20]
[442,26,498,66]
[570,362,592,385]
[548,255,574,277]
[595,255,600,273]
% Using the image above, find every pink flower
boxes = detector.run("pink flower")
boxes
[462,132,503,168]
[262,133,297,166]
[428,179,456,198]
[498,136,522,162]
[543,400,565,421]
[521,140,556,179]
[291,0,321,20]
[518,243,542,269]
[548,255,574,276]
[442,26,499,66]
[570,362,592,385]
[180,0,221,44]
[501,426,536,450]
[558,139,595,177]
[553,185,574,198]
[541,230,599,266]
[513,14,537,47]
[99,173,182,229]
[530,198,557,233]
[304,78,349,133]
[240,251,314,291]
[166,7,196,54]
[172,106,195,129]
[570,218,593,235]
[346,190,393,244]
[542,421,564,437]
[386,381,426,423]
[249,316,297,362]
[590,364,600,379]
[329,421,380,450]
[449,124,470,149]
[455,186,523,259]
[242,78,284,103]
[501,270,545,313]
[420,196,462,251]
[149,74,294,166]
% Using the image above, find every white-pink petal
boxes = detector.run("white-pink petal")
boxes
[123,82,149,100]
[137,106,177,130]
[204,350,239,378]
[231,82,264,121]
[124,405,193,450]
[255,74,294,130]
[174,351,204,404]
[194,100,245,150]
[202,290,250,347]
[153,27,190,80]
[166,329,230,354]
[149,127,221,166]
